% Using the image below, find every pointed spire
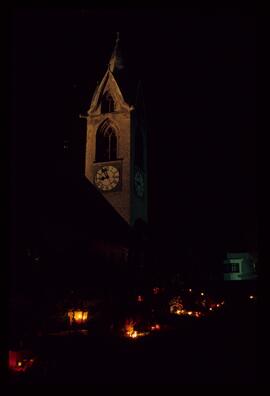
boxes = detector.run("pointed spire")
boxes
[108,32,124,73]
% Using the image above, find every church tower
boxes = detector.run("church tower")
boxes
[85,34,148,225]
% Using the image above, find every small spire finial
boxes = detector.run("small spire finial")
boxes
[108,32,123,73]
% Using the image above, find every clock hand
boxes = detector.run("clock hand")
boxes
[104,169,109,179]
[100,167,107,179]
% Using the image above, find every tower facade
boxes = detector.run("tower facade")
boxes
[85,36,148,225]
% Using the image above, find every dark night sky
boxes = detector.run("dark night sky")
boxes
[10,8,257,270]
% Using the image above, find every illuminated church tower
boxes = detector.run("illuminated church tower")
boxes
[85,34,148,225]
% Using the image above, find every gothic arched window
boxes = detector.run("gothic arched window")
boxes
[101,92,114,114]
[96,122,117,162]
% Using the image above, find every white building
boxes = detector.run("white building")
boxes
[223,252,257,281]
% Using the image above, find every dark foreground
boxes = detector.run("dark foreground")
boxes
[9,305,257,384]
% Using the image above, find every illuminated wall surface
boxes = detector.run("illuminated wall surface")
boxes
[223,252,257,281]
[85,36,148,225]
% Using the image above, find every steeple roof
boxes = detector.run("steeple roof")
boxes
[108,32,124,74]
[87,69,130,115]
[87,34,140,114]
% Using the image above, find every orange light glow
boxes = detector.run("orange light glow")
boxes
[174,308,202,318]
[124,319,135,337]
[68,310,88,324]
[131,331,138,338]
[200,292,204,296]
[17,361,22,367]
[124,319,150,339]
[76,312,83,320]
[189,288,192,292]
[249,295,255,300]
[151,324,160,331]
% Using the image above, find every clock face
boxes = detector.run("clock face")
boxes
[94,165,120,191]
[134,169,144,198]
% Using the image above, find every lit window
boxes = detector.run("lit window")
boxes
[224,263,240,273]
